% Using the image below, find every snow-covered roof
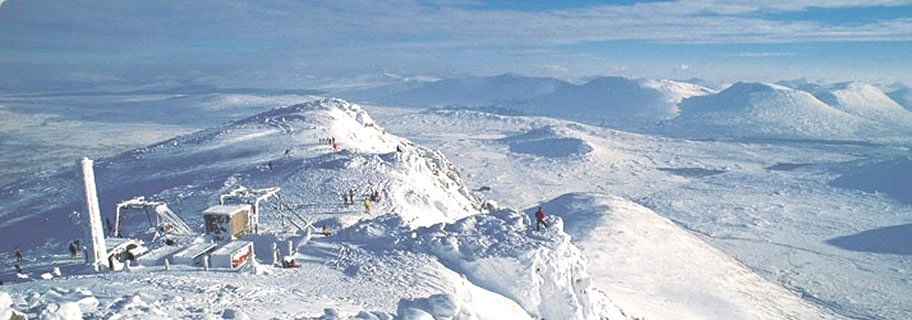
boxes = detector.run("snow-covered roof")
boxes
[173,241,217,260]
[203,204,250,216]
[105,237,141,251]
[211,240,253,255]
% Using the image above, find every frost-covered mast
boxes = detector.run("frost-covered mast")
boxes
[79,157,108,267]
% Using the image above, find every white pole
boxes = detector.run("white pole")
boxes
[272,242,278,265]
[203,256,210,271]
[287,240,293,256]
[79,157,108,268]
[164,258,170,271]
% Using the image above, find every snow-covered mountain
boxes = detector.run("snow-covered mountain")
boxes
[0,98,480,250]
[668,82,882,140]
[523,76,714,126]
[537,193,836,320]
[340,74,716,129]
[886,86,912,111]
[0,98,635,319]
[811,82,912,128]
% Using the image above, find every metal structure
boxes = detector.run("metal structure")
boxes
[114,196,193,239]
[219,186,314,233]
[79,157,108,268]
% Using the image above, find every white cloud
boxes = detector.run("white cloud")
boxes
[725,52,797,57]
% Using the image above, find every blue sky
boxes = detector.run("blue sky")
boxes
[1,0,911,91]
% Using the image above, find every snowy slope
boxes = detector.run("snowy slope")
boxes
[339,75,715,129]
[812,82,912,128]
[669,82,879,140]
[520,77,715,127]
[366,105,912,319]
[0,97,633,319]
[0,97,480,253]
[0,92,318,186]
[886,86,912,111]
[642,78,716,105]
[536,193,837,320]
[498,125,593,158]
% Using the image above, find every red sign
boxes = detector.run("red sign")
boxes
[231,246,252,268]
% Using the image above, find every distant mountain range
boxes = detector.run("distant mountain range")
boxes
[336,74,912,142]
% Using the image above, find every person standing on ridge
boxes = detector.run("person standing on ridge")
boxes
[14,247,22,262]
[321,225,332,236]
[364,198,371,214]
[348,188,355,205]
[68,241,79,259]
[535,207,548,231]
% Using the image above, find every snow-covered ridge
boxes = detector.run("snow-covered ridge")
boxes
[0,97,481,251]
[338,208,629,319]
[536,193,838,320]
[341,74,715,128]
[669,82,877,140]
[406,209,627,319]
[811,81,912,128]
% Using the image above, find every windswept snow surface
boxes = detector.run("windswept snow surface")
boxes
[341,74,715,129]
[811,82,912,129]
[365,105,912,319]
[537,193,836,320]
[0,98,479,251]
[499,126,593,158]
[668,82,912,142]
[0,98,629,319]
[670,82,875,140]
[0,92,318,185]
[886,86,912,111]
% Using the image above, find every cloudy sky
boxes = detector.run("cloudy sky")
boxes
[1,0,911,90]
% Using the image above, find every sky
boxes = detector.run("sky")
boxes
[1,0,912,91]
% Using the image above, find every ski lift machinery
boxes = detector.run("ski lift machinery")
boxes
[113,196,193,239]
[219,186,315,234]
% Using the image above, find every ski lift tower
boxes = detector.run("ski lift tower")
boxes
[113,196,194,239]
[78,157,107,268]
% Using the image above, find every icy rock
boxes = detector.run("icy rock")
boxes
[407,209,625,320]
[396,294,464,319]
[396,308,434,320]
[38,302,81,320]
[222,308,250,320]
[319,308,340,320]
[40,273,54,280]
[0,291,13,320]
[355,311,392,320]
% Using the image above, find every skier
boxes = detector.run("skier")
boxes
[68,241,79,259]
[535,207,548,231]
[267,161,274,172]
[364,198,371,214]
[348,188,355,205]
[396,145,402,153]
[321,225,332,237]
[285,149,292,157]
[14,247,22,262]
[14,264,22,274]
[332,141,339,152]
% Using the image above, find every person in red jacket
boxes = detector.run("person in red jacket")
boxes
[535,207,548,231]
